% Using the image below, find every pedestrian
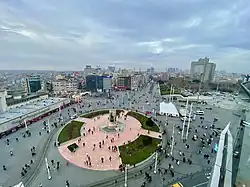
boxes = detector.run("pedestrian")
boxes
[109,156,112,161]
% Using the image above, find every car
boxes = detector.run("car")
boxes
[70,114,77,119]
[233,151,239,158]
[196,110,204,115]
[205,107,212,110]
[171,182,184,187]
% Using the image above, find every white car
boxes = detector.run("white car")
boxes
[196,110,204,115]
[70,114,77,119]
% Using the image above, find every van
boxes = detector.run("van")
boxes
[196,110,204,115]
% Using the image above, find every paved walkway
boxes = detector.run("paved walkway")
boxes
[58,112,161,171]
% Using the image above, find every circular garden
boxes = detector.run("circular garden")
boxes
[57,109,162,168]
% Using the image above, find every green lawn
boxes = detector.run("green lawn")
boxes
[127,111,159,132]
[58,121,84,144]
[160,84,180,95]
[119,135,161,165]
[81,110,109,118]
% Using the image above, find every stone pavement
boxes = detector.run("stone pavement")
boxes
[0,107,76,187]
[58,113,162,171]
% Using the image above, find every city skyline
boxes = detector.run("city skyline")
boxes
[0,0,250,73]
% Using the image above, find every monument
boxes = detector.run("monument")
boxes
[100,109,125,133]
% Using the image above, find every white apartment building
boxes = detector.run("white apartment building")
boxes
[190,57,216,82]
[52,80,78,93]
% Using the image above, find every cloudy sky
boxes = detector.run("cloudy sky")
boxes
[0,0,250,72]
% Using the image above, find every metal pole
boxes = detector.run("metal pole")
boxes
[24,119,28,131]
[197,73,203,103]
[154,152,158,174]
[124,165,128,187]
[185,103,193,140]
[45,157,52,180]
[170,124,175,155]
[172,87,175,102]
[181,99,188,139]
[48,118,51,132]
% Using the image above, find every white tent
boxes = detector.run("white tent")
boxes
[160,102,179,117]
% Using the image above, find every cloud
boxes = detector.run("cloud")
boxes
[0,0,249,72]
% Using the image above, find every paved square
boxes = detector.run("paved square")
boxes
[58,111,161,171]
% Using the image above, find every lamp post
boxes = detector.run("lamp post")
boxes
[170,124,175,156]
[185,103,193,140]
[154,152,158,174]
[197,73,203,103]
[24,119,28,131]
[124,165,128,187]
[47,118,51,132]
[181,99,189,140]
[45,157,52,180]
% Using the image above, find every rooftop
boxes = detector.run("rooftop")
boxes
[0,97,67,126]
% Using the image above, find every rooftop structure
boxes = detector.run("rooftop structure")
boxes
[0,96,70,133]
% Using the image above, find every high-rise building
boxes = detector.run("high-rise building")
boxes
[103,76,112,92]
[26,76,42,93]
[85,75,103,92]
[190,57,216,82]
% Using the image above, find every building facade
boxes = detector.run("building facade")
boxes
[116,76,131,90]
[190,57,216,82]
[52,80,78,93]
[103,76,112,92]
[26,76,42,93]
[85,75,103,92]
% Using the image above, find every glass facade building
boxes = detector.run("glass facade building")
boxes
[85,75,103,92]
[26,76,42,93]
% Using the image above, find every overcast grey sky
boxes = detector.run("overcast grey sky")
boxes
[0,0,250,73]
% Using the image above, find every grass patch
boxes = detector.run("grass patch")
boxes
[127,111,159,132]
[160,84,180,95]
[58,120,84,144]
[119,135,161,165]
[81,110,109,118]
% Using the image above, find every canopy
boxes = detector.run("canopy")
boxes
[160,102,179,117]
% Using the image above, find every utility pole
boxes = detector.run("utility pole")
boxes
[181,99,189,140]
[197,73,203,103]
[154,152,158,174]
[45,158,52,180]
[170,124,175,155]
[124,165,128,187]
[185,103,193,140]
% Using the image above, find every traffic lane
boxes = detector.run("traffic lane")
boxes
[179,170,210,187]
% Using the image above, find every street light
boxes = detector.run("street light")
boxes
[154,152,158,174]
[124,165,128,187]
[185,103,193,140]
[170,124,175,156]
[197,73,203,103]
[45,157,52,180]
[47,118,51,132]
[181,99,189,140]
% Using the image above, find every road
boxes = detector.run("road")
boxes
[0,82,243,187]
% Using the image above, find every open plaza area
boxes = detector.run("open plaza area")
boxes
[0,83,248,187]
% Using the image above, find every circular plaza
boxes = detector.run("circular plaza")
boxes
[57,109,162,171]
